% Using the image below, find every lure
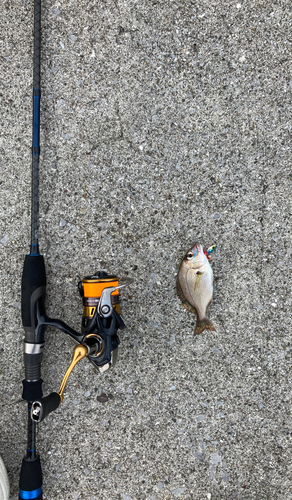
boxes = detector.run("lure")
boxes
[203,244,217,260]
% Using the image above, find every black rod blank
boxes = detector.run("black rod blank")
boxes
[31,0,41,255]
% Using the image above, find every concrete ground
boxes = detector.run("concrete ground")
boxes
[0,0,291,498]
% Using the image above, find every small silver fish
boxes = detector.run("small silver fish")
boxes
[177,242,216,335]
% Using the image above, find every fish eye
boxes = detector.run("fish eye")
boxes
[186,252,194,260]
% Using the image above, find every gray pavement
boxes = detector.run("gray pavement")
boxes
[0,0,291,498]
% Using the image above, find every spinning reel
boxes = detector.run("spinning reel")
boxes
[79,271,125,371]
[28,271,131,424]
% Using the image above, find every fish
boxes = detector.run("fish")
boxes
[177,242,216,335]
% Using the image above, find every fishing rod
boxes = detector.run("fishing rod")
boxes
[19,2,130,498]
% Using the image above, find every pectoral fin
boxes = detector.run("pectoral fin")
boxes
[193,271,204,290]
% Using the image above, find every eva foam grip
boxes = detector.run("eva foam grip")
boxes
[19,456,42,500]
[21,255,46,328]
[22,380,43,402]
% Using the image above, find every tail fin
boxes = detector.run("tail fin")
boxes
[195,317,216,335]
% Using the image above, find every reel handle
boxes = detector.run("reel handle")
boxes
[31,393,61,423]
[31,345,89,422]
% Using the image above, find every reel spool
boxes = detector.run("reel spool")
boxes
[79,271,121,329]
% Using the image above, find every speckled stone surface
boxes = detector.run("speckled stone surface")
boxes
[0,1,291,499]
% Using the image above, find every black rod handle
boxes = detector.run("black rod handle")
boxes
[21,254,46,340]
[19,456,42,500]
[22,254,46,400]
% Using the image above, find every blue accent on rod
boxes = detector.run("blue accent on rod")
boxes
[32,96,40,148]
[19,486,42,499]
[30,243,40,256]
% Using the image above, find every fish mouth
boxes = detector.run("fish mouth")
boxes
[191,242,203,254]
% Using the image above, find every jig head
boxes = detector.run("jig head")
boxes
[203,244,217,261]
